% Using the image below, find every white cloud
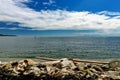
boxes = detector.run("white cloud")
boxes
[98,11,120,16]
[0,0,120,34]
[43,0,55,6]
[0,27,22,30]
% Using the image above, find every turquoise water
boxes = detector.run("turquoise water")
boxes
[0,37,120,61]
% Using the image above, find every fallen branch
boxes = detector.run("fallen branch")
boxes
[36,57,109,64]
[72,59,109,64]
[36,57,58,61]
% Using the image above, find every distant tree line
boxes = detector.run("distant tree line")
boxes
[0,34,16,36]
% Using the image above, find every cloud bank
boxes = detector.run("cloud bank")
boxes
[0,0,120,35]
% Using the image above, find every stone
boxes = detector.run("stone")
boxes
[104,71,120,79]
[109,60,120,68]
[93,65,103,72]
[0,58,120,80]
[20,59,37,66]
[60,58,77,69]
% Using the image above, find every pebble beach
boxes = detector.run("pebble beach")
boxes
[0,58,120,80]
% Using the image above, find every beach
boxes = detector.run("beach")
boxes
[0,37,120,79]
[0,57,120,80]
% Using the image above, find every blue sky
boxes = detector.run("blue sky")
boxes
[0,0,120,36]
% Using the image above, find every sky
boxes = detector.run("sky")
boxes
[0,0,120,36]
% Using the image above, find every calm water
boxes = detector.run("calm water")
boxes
[0,37,120,61]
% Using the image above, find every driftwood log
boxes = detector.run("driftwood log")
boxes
[36,57,109,64]
[36,57,120,68]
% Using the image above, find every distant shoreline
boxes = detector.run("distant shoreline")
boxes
[0,34,17,37]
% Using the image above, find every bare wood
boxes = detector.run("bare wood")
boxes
[36,57,58,61]
[36,57,109,64]
[72,59,109,64]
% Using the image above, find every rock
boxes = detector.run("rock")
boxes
[103,71,120,79]
[109,60,120,68]
[0,58,120,80]
[60,58,77,69]
[52,62,62,69]
[11,62,18,67]
[24,66,40,76]
[92,65,103,72]
[101,64,109,71]
[20,59,37,66]
[2,63,12,70]
[75,63,85,70]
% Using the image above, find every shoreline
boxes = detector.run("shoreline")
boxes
[0,57,119,62]
[0,58,120,80]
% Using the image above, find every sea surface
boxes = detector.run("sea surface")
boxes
[0,36,120,61]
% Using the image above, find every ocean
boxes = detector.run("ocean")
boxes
[0,36,120,61]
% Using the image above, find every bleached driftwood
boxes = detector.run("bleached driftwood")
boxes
[36,57,109,64]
